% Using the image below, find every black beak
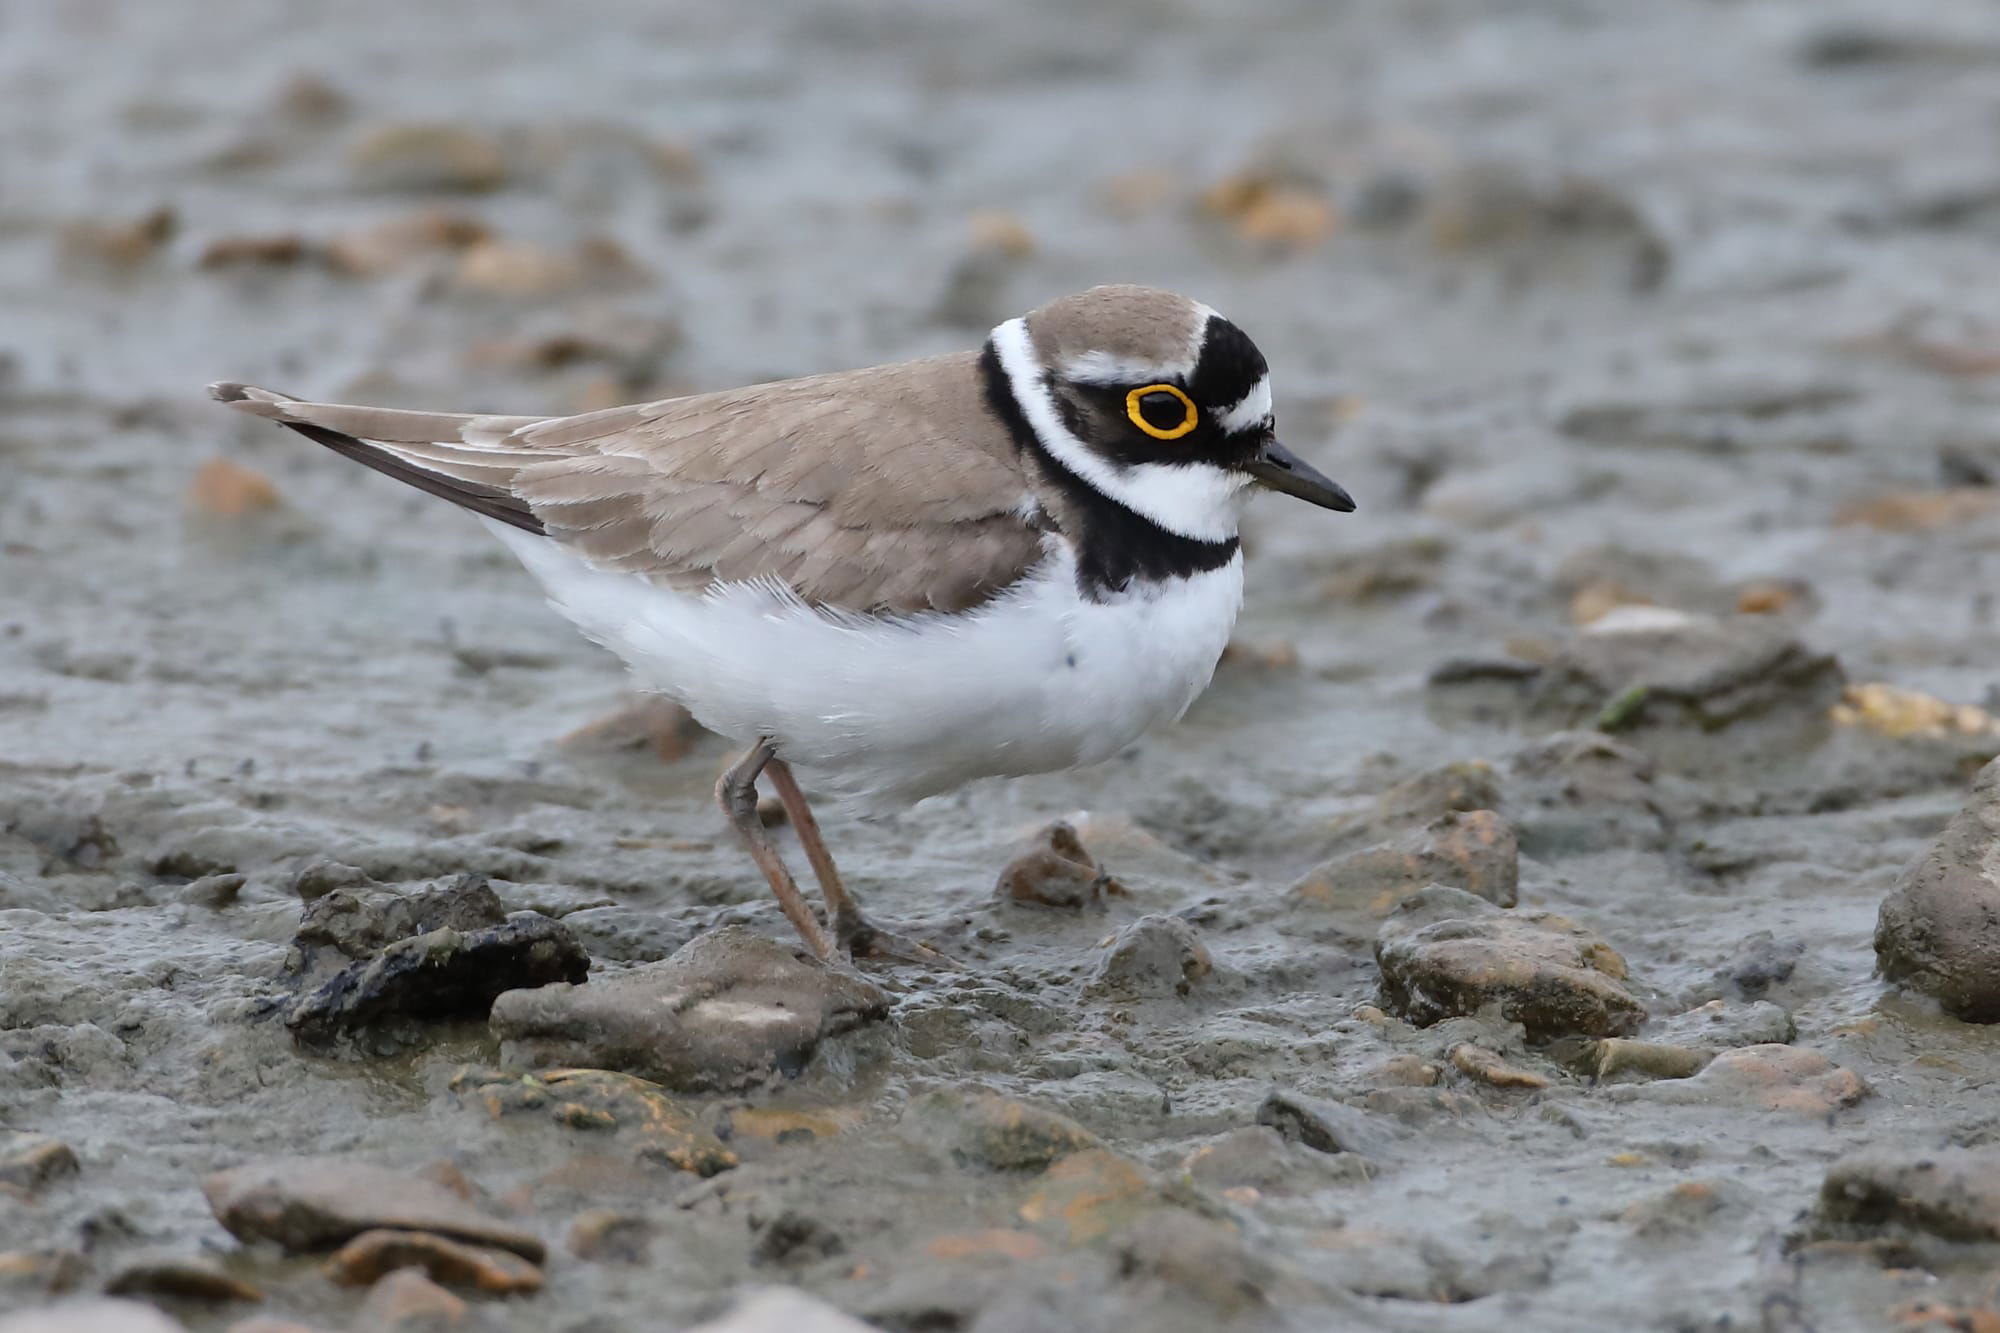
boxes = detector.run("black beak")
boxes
[1243,440,1356,512]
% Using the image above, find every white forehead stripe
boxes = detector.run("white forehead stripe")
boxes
[991,317,1247,546]
[1216,375,1273,434]
[1060,350,1193,386]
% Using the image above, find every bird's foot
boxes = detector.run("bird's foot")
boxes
[835,909,963,971]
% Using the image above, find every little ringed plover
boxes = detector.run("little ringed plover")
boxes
[211,284,1354,964]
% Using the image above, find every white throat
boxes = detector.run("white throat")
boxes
[990,317,1249,544]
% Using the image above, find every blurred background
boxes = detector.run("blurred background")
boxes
[7,1,2000,1329]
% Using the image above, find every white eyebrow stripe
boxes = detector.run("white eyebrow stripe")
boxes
[1060,350,1193,386]
[1215,375,1273,434]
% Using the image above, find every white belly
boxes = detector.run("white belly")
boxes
[491,525,1245,806]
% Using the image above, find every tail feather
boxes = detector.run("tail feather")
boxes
[208,381,547,535]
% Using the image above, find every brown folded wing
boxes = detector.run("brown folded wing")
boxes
[214,352,1045,615]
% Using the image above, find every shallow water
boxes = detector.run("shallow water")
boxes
[6,0,2000,1329]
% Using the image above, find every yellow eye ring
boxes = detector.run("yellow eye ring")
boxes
[1125,383,1199,440]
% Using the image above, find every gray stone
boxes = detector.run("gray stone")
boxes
[684,1288,878,1333]
[203,1156,546,1260]
[1291,810,1518,921]
[1876,758,2000,1021]
[1255,1090,1402,1163]
[490,925,887,1092]
[1085,915,1212,999]
[909,1086,1101,1170]
[1818,1147,2000,1242]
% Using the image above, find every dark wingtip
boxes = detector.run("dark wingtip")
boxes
[208,381,249,404]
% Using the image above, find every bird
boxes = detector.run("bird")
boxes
[210,284,1354,966]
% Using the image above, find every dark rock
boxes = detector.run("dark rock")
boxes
[202,1157,546,1260]
[1256,1090,1401,1163]
[1292,810,1517,921]
[1505,731,1670,855]
[1714,931,1806,998]
[1536,612,1844,733]
[0,1302,185,1333]
[752,1209,845,1268]
[1876,758,2000,1021]
[489,925,887,1092]
[1374,886,1646,1039]
[1654,998,1795,1050]
[0,1134,79,1192]
[288,858,375,902]
[322,1229,543,1294]
[1182,1126,1375,1192]
[103,1252,263,1303]
[1084,915,1212,998]
[1113,1209,1278,1314]
[994,821,1123,909]
[289,874,506,976]
[1817,1148,2000,1242]
[910,1086,1100,1170]
[286,912,589,1044]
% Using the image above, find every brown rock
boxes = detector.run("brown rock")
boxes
[198,235,309,268]
[966,211,1035,258]
[104,1252,262,1303]
[0,1249,88,1297]
[1819,1148,2000,1242]
[323,209,491,277]
[1835,488,2000,531]
[993,821,1123,909]
[450,1066,736,1176]
[1621,1180,1745,1239]
[0,1302,184,1333]
[489,926,887,1092]
[1292,810,1518,919]
[912,1087,1100,1170]
[923,1229,1048,1262]
[274,72,350,125]
[226,1320,335,1333]
[187,459,281,517]
[558,695,704,762]
[1017,1150,1151,1243]
[1449,1042,1549,1089]
[358,1269,466,1330]
[1374,886,1645,1039]
[1592,1038,1709,1081]
[566,1210,652,1263]
[1876,758,2000,1021]
[349,123,505,192]
[1639,1044,1868,1114]
[0,1134,78,1192]
[202,1158,545,1261]
[324,1229,542,1294]
[60,206,176,268]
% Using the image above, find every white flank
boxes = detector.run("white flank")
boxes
[1216,374,1273,434]
[489,523,1245,809]
[991,318,1248,543]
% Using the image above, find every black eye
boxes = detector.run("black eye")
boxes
[1125,383,1198,440]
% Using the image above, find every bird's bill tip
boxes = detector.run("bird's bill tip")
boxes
[1243,440,1355,512]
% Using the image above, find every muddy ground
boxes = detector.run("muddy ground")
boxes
[6,0,2000,1329]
